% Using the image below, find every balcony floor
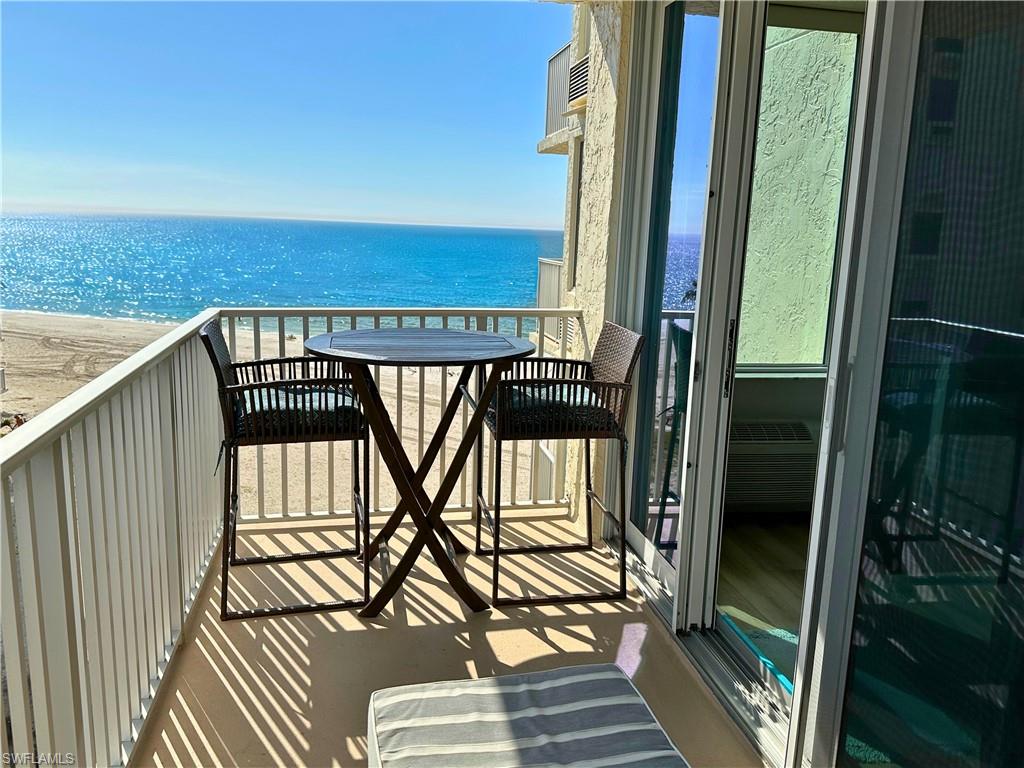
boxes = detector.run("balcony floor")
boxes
[131,509,761,767]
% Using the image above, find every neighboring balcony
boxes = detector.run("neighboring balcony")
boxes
[539,43,588,155]
[0,304,759,767]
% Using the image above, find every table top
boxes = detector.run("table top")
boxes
[304,327,535,367]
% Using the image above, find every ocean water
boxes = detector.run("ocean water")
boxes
[1,214,700,321]
[663,233,701,311]
[0,214,564,323]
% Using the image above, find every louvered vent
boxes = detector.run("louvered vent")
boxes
[558,317,577,348]
[568,56,589,103]
[726,421,817,511]
[730,421,812,443]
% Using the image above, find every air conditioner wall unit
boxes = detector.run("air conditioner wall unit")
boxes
[725,421,818,513]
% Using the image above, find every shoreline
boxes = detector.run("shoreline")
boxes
[2,307,181,327]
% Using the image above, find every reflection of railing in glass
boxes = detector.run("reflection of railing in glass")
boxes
[872,317,1024,578]
[841,7,1024,759]
[635,310,694,561]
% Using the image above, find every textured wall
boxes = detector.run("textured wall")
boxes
[560,1,633,533]
[569,1,631,349]
[736,27,857,365]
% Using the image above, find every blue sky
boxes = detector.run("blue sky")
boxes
[2,1,572,229]
[669,12,719,236]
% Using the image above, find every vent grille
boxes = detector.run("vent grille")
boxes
[568,56,589,103]
[726,421,817,511]
[730,421,812,443]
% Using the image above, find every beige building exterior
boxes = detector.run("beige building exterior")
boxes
[539,2,638,533]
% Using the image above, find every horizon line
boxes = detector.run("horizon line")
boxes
[1,203,565,233]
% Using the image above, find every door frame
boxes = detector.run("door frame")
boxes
[702,0,868,714]
[615,5,798,760]
[622,0,693,619]
[683,0,769,633]
[617,0,763,635]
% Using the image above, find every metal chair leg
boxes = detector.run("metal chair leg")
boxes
[584,438,594,546]
[352,439,361,556]
[229,445,240,563]
[618,438,628,598]
[220,443,234,621]
[475,364,486,554]
[492,437,502,603]
[492,436,629,608]
[363,431,371,601]
[221,436,371,621]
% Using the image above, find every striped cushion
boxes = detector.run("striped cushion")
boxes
[367,664,688,768]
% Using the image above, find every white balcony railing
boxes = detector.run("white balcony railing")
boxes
[537,258,562,309]
[0,305,583,765]
[0,309,221,766]
[545,43,571,136]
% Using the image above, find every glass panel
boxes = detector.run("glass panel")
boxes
[839,4,1024,766]
[735,25,856,366]
[715,9,858,697]
[631,3,720,567]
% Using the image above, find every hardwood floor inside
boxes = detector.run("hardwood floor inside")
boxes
[716,516,810,683]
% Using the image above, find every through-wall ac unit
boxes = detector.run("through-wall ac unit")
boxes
[725,421,817,512]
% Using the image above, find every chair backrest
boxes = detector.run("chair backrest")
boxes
[591,321,645,384]
[198,318,237,391]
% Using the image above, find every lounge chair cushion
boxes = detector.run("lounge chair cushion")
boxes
[234,384,364,441]
[485,383,620,439]
[367,663,688,767]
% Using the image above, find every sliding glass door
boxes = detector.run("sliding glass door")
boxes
[626,1,864,758]
[627,1,721,606]
[838,4,1024,766]
[711,3,860,702]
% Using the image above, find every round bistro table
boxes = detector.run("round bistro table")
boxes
[305,327,535,617]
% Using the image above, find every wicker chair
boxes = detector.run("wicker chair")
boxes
[476,321,644,606]
[199,319,370,620]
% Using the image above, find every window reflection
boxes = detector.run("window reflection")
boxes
[840,4,1024,766]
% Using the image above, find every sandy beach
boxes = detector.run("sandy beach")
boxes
[0,309,557,517]
[1,310,174,423]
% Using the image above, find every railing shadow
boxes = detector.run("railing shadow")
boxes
[129,510,758,768]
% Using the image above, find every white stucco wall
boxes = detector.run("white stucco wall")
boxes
[736,27,858,365]
[559,1,633,532]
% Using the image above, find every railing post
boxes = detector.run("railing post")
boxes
[1,475,33,755]
[160,355,185,637]
[7,443,89,761]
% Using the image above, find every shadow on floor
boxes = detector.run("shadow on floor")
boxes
[130,511,760,768]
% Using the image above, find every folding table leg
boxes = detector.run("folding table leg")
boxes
[350,364,492,617]
[362,365,473,562]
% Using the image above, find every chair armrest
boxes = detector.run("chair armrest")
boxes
[231,356,342,383]
[504,358,592,381]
